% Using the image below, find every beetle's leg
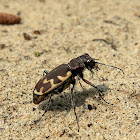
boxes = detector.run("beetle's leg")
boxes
[79,73,110,105]
[53,90,61,94]
[34,93,53,124]
[43,70,48,76]
[70,79,80,132]
[77,76,84,90]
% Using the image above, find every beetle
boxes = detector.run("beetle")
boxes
[33,53,124,131]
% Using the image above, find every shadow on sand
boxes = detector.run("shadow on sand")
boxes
[38,84,110,112]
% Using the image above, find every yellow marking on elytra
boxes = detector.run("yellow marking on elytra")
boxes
[58,71,72,81]
[34,88,44,96]
[34,71,72,95]
[40,87,44,93]
[43,78,48,84]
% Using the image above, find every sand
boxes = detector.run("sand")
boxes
[0,0,139,139]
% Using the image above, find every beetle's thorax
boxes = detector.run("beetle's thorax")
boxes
[68,57,85,72]
[68,53,93,72]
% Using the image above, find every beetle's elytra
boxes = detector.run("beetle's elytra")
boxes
[33,64,72,104]
[33,53,124,131]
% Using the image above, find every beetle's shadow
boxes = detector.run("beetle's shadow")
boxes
[38,84,110,112]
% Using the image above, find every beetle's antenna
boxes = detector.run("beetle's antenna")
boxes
[92,58,99,61]
[95,62,124,77]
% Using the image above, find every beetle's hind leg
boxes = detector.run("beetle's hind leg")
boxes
[33,93,53,124]
[70,79,80,132]
[43,70,48,76]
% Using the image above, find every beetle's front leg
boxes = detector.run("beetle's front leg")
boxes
[70,79,80,132]
[79,73,110,105]
[77,76,84,90]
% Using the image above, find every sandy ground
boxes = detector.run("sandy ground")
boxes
[0,0,140,139]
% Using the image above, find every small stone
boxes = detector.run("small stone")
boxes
[88,104,93,110]
[0,13,21,25]
[23,33,31,40]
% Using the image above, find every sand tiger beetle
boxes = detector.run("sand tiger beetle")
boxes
[33,53,124,131]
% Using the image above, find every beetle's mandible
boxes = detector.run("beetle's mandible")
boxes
[33,53,124,131]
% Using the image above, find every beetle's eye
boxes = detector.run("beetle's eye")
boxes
[85,60,96,70]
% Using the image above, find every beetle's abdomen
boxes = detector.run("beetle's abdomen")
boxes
[34,64,72,96]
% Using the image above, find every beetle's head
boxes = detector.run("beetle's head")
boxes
[80,53,99,71]
[85,59,99,71]
[33,89,46,104]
